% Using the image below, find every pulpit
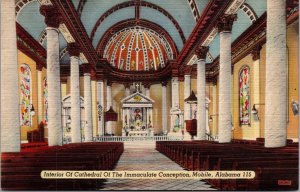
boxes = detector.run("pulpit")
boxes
[185,119,197,139]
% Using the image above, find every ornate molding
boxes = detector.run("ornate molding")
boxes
[16,23,46,68]
[40,5,61,28]
[90,1,186,45]
[97,19,178,58]
[217,14,237,33]
[202,28,218,46]
[59,23,75,43]
[225,0,245,14]
[251,45,262,61]
[195,46,209,60]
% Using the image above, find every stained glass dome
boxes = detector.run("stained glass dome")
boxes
[103,26,174,71]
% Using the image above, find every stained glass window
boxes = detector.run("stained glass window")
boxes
[239,66,250,125]
[20,64,31,126]
[44,77,48,125]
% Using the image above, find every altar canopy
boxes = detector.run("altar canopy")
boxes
[121,92,154,136]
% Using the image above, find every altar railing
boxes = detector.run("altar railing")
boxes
[93,136,184,142]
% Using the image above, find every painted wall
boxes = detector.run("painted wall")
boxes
[231,20,299,140]
[18,50,38,141]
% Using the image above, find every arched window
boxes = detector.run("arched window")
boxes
[20,64,32,126]
[239,66,250,125]
[44,77,48,125]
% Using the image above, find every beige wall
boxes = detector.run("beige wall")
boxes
[230,20,299,140]
[18,50,38,141]
[286,20,299,140]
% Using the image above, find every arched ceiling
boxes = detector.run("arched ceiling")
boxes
[103,26,173,71]
[206,0,266,60]
[14,0,278,81]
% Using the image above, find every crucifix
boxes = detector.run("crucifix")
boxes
[135,83,141,93]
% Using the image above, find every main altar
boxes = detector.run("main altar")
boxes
[121,91,154,137]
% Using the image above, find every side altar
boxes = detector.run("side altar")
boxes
[121,91,154,136]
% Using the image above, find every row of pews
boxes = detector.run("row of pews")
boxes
[1,142,124,190]
[156,139,298,190]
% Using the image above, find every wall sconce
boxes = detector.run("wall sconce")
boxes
[184,91,197,104]
[251,104,265,120]
[291,99,299,116]
[29,104,35,116]
[209,114,218,122]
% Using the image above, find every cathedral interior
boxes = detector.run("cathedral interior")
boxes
[1,0,299,191]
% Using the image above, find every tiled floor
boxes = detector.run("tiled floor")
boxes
[100,142,216,191]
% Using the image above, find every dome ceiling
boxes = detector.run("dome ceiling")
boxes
[103,26,173,71]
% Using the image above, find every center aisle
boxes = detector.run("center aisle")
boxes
[100,142,216,190]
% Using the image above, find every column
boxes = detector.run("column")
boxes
[265,0,287,147]
[217,14,237,143]
[1,0,20,152]
[124,83,130,97]
[184,74,191,121]
[195,46,209,140]
[106,81,113,134]
[68,43,81,143]
[144,83,151,98]
[171,77,180,108]
[251,46,262,138]
[40,5,63,146]
[83,64,93,142]
[97,80,104,136]
[162,81,168,134]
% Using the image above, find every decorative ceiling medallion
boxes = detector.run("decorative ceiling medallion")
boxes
[103,26,173,72]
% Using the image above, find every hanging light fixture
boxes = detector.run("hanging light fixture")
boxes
[184,91,197,104]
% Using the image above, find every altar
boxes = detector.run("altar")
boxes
[121,91,154,136]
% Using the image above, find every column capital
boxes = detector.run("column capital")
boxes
[251,45,262,61]
[81,63,91,74]
[217,14,237,33]
[161,81,168,87]
[36,63,44,71]
[184,66,193,75]
[107,80,113,87]
[90,68,97,80]
[67,43,80,57]
[195,46,209,60]
[40,5,61,28]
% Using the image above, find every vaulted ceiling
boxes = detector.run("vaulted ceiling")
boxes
[15,0,297,82]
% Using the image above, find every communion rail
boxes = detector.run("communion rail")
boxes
[93,136,184,142]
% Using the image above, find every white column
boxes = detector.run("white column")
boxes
[145,88,150,98]
[217,15,236,143]
[40,4,63,146]
[162,83,168,133]
[46,29,63,146]
[212,84,217,137]
[84,72,93,142]
[265,0,287,147]
[125,84,130,97]
[184,75,191,121]
[106,82,113,134]
[97,81,104,136]
[196,59,206,140]
[1,0,20,152]
[171,77,179,108]
[70,55,81,143]
[195,46,209,140]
